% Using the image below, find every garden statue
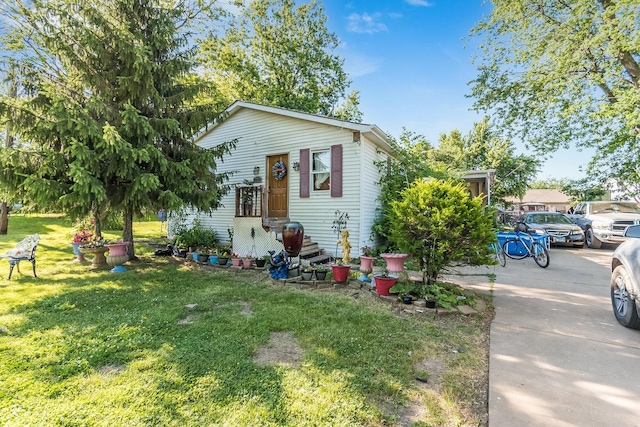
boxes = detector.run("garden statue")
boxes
[268,250,289,279]
[339,230,352,264]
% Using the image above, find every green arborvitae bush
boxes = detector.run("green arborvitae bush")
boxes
[388,178,496,285]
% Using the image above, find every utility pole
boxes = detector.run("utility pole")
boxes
[0,77,17,235]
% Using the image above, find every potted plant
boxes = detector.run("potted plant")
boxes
[373,269,397,296]
[70,229,92,262]
[301,265,314,281]
[231,253,242,267]
[389,281,416,304]
[255,254,269,268]
[358,244,376,282]
[198,248,209,263]
[78,236,109,269]
[315,264,328,281]
[331,259,351,283]
[287,262,300,278]
[217,250,229,266]
[209,248,219,265]
[242,254,253,268]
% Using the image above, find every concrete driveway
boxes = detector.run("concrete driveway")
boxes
[450,245,640,426]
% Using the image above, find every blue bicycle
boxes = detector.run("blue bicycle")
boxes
[502,230,550,268]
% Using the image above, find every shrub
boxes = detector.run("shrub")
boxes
[388,178,495,285]
[174,219,218,250]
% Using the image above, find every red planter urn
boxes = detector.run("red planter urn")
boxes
[331,264,351,283]
[374,275,398,296]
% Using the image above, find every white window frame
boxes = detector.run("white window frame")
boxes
[311,149,331,192]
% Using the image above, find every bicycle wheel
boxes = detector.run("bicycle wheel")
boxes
[502,239,528,260]
[531,242,550,268]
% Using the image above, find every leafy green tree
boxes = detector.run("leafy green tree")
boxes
[429,117,539,204]
[529,178,571,190]
[372,129,444,244]
[0,0,234,256]
[470,0,640,193]
[388,179,496,285]
[561,178,609,203]
[200,0,359,119]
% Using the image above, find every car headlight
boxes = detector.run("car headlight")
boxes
[592,221,612,230]
[531,228,546,235]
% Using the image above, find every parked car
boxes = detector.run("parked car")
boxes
[568,201,640,248]
[610,225,640,329]
[515,211,585,247]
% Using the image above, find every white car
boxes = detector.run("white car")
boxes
[611,225,640,328]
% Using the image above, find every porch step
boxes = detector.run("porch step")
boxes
[305,253,332,264]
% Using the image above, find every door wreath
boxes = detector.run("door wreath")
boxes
[272,160,287,180]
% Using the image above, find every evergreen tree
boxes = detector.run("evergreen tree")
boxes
[0,0,234,257]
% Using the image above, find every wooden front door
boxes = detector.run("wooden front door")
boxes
[267,154,288,218]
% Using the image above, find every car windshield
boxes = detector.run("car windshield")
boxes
[591,202,640,214]
[527,213,572,224]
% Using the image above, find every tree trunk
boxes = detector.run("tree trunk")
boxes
[0,77,17,235]
[123,206,136,260]
[0,202,8,235]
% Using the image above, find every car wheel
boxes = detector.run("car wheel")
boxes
[586,228,602,249]
[611,265,640,329]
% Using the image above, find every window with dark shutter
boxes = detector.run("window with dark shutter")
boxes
[330,144,342,197]
[299,149,310,198]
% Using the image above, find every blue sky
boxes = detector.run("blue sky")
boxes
[319,0,593,181]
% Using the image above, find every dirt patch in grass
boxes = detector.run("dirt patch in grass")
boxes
[99,364,126,376]
[254,332,304,368]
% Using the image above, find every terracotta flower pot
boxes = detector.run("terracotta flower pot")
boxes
[232,258,242,267]
[242,259,252,268]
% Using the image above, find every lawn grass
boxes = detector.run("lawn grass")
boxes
[0,214,492,426]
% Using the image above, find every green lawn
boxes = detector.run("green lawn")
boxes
[0,214,491,426]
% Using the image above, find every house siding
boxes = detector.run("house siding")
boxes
[176,106,392,259]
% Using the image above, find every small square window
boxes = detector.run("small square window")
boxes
[312,150,330,191]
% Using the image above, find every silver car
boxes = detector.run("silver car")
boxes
[611,225,640,328]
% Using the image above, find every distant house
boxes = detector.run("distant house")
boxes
[505,189,571,213]
[459,170,495,205]
[170,101,395,261]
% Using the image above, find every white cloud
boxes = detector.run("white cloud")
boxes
[347,12,387,34]
[343,53,381,77]
[405,0,434,6]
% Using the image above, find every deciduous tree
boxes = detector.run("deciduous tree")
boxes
[200,0,359,119]
[470,0,640,194]
[429,117,539,204]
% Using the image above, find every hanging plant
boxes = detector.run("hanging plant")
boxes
[272,160,287,180]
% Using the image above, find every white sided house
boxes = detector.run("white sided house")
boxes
[174,100,395,262]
